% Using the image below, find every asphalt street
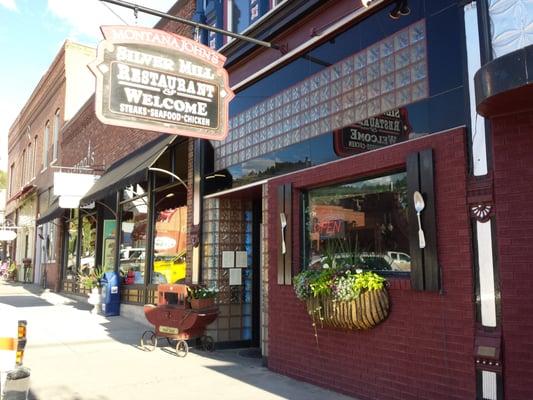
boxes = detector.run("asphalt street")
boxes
[0,281,354,400]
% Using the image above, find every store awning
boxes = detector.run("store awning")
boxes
[36,197,64,225]
[80,135,176,205]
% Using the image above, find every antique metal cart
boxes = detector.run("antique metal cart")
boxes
[141,284,218,357]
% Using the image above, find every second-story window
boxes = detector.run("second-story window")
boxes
[229,0,250,33]
[21,149,26,185]
[43,121,50,169]
[9,163,14,197]
[52,109,60,162]
[26,142,33,182]
[32,136,37,179]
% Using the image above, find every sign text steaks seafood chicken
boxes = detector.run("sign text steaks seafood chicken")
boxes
[89,26,234,140]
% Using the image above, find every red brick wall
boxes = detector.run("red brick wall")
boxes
[267,128,476,400]
[61,98,163,169]
[491,110,533,400]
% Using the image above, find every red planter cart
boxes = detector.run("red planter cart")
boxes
[141,284,218,357]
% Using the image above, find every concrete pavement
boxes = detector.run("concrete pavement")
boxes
[0,281,354,400]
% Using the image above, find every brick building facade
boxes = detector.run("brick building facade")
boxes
[7,41,95,288]
[52,0,197,317]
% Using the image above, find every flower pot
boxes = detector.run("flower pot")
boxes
[87,287,102,315]
[305,287,389,330]
[190,298,215,310]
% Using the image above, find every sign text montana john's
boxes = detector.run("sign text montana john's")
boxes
[89,26,234,140]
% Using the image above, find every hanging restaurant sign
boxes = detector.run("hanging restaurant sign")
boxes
[89,26,234,140]
[333,108,411,157]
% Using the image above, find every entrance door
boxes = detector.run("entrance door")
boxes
[251,198,261,347]
[202,187,263,347]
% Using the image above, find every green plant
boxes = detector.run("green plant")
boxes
[309,268,335,297]
[77,266,103,290]
[294,267,386,303]
[188,285,218,300]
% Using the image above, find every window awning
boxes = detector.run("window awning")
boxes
[36,197,64,225]
[80,135,176,205]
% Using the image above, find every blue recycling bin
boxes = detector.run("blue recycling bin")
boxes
[101,271,120,316]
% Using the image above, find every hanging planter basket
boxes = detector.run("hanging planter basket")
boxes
[305,287,390,330]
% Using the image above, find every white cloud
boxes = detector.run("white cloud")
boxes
[0,0,17,11]
[47,0,178,42]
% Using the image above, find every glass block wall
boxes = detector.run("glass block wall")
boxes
[203,197,254,342]
[212,20,428,171]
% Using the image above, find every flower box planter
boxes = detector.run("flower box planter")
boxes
[305,287,389,330]
[190,298,215,310]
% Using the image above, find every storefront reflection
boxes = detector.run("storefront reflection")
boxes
[119,186,147,285]
[305,172,410,272]
[152,187,187,284]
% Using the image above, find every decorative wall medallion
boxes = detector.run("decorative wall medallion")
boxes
[471,204,493,222]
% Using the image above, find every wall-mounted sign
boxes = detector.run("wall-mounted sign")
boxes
[89,26,234,140]
[54,172,98,209]
[333,108,411,157]
[0,229,17,241]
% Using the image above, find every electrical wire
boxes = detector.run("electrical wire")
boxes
[100,0,130,25]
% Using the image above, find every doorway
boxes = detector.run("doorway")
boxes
[202,185,263,348]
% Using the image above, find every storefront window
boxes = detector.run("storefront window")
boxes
[119,187,147,285]
[101,220,116,272]
[42,222,56,263]
[66,210,79,280]
[151,185,187,284]
[304,172,410,272]
[80,213,97,274]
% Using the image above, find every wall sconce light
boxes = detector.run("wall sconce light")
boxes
[389,0,410,19]
[205,173,227,180]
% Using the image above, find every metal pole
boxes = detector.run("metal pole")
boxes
[100,0,279,50]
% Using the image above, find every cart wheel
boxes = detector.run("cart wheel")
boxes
[200,335,215,352]
[141,330,157,351]
[175,340,189,357]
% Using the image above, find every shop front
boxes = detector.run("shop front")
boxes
[62,135,192,315]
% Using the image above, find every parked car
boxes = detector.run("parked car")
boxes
[309,253,394,271]
[385,251,411,271]
[153,252,186,284]
[0,304,30,400]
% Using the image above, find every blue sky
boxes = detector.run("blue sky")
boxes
[0,0,177,171]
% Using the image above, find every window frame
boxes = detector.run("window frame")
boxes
[52,109,60,162]
[42,121,50,170]
[301,169,411,278]
[118,187,149,286]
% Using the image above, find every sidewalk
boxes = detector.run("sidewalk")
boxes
[0,281,355,400]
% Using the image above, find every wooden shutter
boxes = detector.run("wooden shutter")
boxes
[277,183,292,285]
[407,149,440,291]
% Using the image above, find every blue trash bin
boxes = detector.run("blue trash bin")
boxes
[101,272,120,316]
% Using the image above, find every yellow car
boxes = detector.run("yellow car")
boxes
[153,253,186,284]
